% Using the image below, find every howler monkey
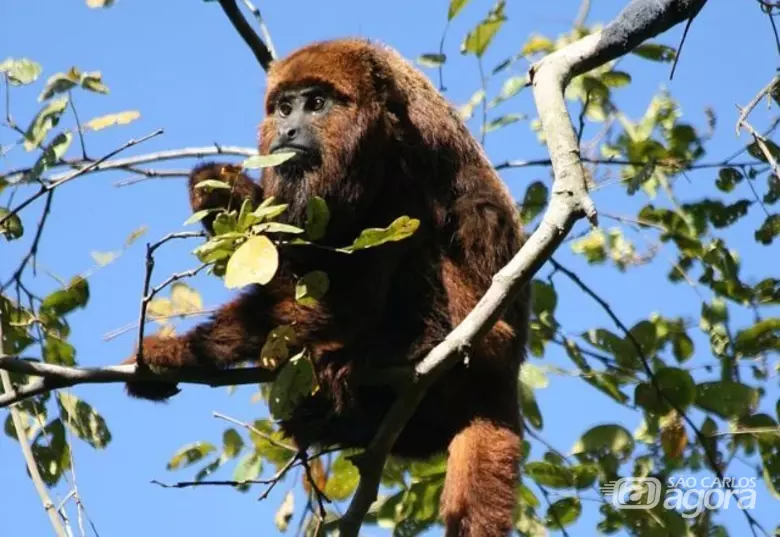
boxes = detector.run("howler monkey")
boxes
[125,39,530,537]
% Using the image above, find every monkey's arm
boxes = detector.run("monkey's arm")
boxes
[124,249,400,400]
[189,162,263,235]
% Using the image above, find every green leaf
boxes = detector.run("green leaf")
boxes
[545,497,581,528]
[167,441,217,470]
[305,196,330,240]
[448,0,470,20]
[324,453,360,500]
[260,325,298,368]
[734,318,780,357]
[524,461,574,488]
[252,201,288,221]
[38,68,81,101]
[242,152,296,169]
[488,75,527,108]
[715,167,743,193]
[56,393,112,449]
[635,367,696,414]
[600,71,632,88]
[30,419,70,486]
[24,97,68,150]
[224,236,279,288]
[346,216,420,251]
[483,113,525,133]
[194,179,231,190]
[0,208,23,240]
[571,424,634,460]
[519,381,543,430]
[80,71,109,94]
[43,337,76,366]
[295,271,330,306]
[26,132,73,182]
[254,222,304,234]
[232,453,262,490]
[0,58,42,85]
[268,353,315,420]
[222,428,244,459]
[518,182,548,225]
[40,276,90,316]
[249,420,294,467]
[632,43,676,62]
[755,214,780,245]
[417,53,447,68]
[183,209,217,226]
[460,0,506,58]
[571,463,599,489]
[747,139,780,163]
[695,381,759,419]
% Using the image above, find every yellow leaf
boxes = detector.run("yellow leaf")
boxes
[86,111,140,131]
[170,282,202,314]
[224,236,279,289]
[147,298,173,323]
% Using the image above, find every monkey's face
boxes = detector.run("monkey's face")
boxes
[264,86,329,179]
[259,44,394,234]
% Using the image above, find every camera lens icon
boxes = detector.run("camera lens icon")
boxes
[603,477,662,509]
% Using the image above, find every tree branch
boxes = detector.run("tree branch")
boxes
[2,145,257,185]
[0,358,277,408]
[216,0,275,71]
[0,130,163,228]
[336,0,710,534]
[0,320,69,537]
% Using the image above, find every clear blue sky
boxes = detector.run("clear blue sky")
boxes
[1,0,777,535]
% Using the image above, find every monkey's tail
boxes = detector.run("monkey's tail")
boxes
[441,418,520,537]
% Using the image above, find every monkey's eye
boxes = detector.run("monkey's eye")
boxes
[307,95,326,112]
[278,100,293,117]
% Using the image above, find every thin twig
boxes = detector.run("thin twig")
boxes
[736,74,780,135]
[0,130,163,227]
[213,411,297,452]
[3,145,257,184]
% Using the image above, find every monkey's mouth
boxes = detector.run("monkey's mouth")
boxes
[272,145,321,177]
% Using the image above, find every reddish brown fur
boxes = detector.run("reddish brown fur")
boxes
[123,39,530,536]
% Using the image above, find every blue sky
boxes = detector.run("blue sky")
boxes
[1,0,777,535]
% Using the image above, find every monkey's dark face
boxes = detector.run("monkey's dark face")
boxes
[266,86,330,179]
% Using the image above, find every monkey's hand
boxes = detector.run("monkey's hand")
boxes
[189,162,264,235]
[122,335,190,401]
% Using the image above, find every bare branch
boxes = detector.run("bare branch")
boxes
[216,0,275,70]
[3,145,257,185]
[736,74,780,135]
[0,358,277,408]
[0,130,164,228]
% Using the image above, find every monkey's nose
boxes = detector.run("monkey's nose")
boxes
[279,127,298,142]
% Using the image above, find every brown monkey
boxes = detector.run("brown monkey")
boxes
[124,39,530,537]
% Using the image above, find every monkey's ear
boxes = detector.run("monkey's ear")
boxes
[188,162,263,235]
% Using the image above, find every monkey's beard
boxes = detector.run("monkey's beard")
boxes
[263,151,377,244]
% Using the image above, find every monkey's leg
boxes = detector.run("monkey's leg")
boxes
[441,416,521,537]
[189,162,264,235]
